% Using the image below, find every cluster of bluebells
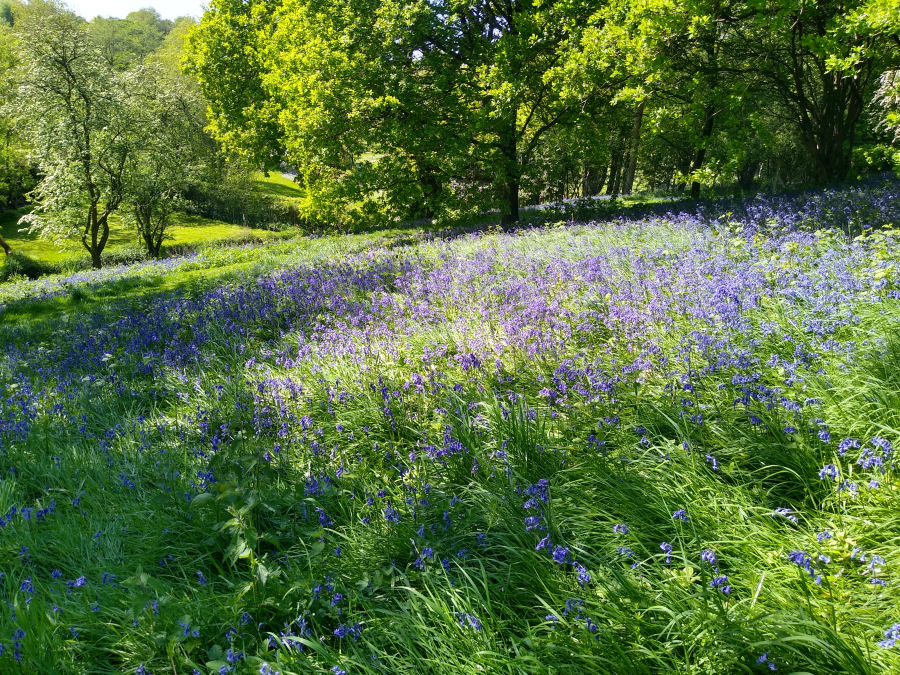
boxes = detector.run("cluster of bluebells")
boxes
[787,550,829,585]
[0,180,899,671]
[879,623,900,649]
[700,549,730,594]
[524,480,592,587]
[454,612,483,630]
[851,547,888,587]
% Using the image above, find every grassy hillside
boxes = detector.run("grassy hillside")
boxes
[1,180,900,674]
[0,172,304,274]
[253,171,304,202]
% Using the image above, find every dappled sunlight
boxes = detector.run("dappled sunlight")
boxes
[1,181,900,672]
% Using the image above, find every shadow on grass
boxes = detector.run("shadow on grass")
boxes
[0,264,242,335]
[253,175,304,201]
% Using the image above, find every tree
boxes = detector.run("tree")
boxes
[188,0,601,226]
[736,0,898,183]
[1,8,15,255]
[89,9,172,71]
[13,2,133,269]
[0,2,13,27]
[853,0,900,157]
[0,6,35,226]
[184,0,283,174]
[122,62,208,257]
[566,0,757,198]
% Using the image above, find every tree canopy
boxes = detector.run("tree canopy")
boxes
[186,0,899,226]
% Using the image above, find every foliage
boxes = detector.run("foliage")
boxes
[88,8,172,70]
[186,0,900,226]
[0,14,36,213]
[7,3,252,267]
[188,0,605,227]
[121,62,208,257]
[874,70,900,145]
[12,2,134,268]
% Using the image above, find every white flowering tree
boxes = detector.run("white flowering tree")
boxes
[13,2,133,269]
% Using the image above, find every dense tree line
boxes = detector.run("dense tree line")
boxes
[2,0,899,264]
[186,0,900,228]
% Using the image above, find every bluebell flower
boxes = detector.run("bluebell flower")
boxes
[454,612,483,630]
[573,562,591,587]
[551,545,569,564]
[757,652,777,670]
[838,438,859,455]
[818,464,838,480]
[660,542,673,564]
[878,622,900,648]
[771,507,798,524]
[709,575,731,594]
[524,515,543,530]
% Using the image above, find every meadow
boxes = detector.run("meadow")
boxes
[0,173,302,280]
[1,179,900,674]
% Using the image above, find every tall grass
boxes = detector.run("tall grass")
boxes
[0,182,898,673]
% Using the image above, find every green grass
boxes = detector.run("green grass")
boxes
[0,229,398,327]
[1,206,290,272]
[253,171,304,201]
[0,188,899,674]
[0,173,303,277]
[1,206,74,263]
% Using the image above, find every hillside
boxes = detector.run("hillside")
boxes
[1,181,900,673]
[0,173,304,280]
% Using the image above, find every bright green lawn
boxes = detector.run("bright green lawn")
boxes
[1,206,289,268]
[253,171,304,201]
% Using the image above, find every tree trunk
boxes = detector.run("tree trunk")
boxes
[605,151,622,197]
[802,111,856,184]
[622,102,645,195]
[737,159,759,190]
[0,235,10,255]
[499,120,520,226]
[582,164,607,197]
[780,22,867,185]
[416,164,441,220]
[690,106,716,200]
[501,179,520,226]
[83,205,110,269]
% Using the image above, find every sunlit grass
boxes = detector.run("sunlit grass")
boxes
[253,171,304,201]
[1,182,899,673]
[1,207,291,271]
